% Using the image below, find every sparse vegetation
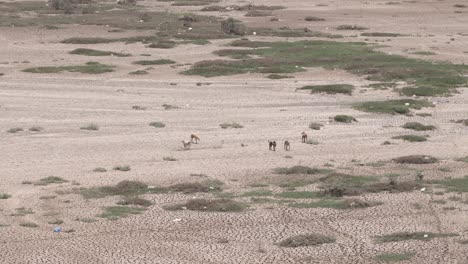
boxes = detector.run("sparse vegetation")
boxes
[334,115,357,123]
[368,82,397,90]
[29,126,43,132]
[267,74,293,79]
[305,139,319,145]
[353,99,434,115]
[299,84,354,95]
[375,253,414,262]
[455,119,468,126]
[113,165,131,172]
[81,180,162,199]
[361,32,403,37]
[392,135,427,142]
[245,10,272,17]
[278,234,335,247]
[309,122,323,130]
[129,70,148,75]
[80,123,99,131]
[70,48,130,57]
[98,206,145,220]
[7,128,23,133]
[220,18,246,35]
[376,232,456,243]
[133,59,175,65]
[19,222,39,228]
[411,51,436,56]
[276,191,320,199]
[220,122,243,129]
[165,198,246,212]
[169,180,223,193]
[93,167,107,172]
[116,196,152,207]
[34,176,68,186]
[0,193,11,199]
[149,122,166,128]
[393,155,437,164]
[402,122,435,131]
[436,176,468,193]
[163,156,177,161]
[273,166,330,175]
[305,16,325,21]
[23,62,115,74]
[47,219,64,225]
[337,25,368,30]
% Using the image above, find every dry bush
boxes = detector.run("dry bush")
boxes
[278,234,335,247]
[393,155,438,164]
[221,18,246,35]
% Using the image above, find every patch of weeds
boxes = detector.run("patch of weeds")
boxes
[149,122,166,128]
[29,126,43,132]
[98,206,145,220]
[220,122,243,129]
[458,239,468,244]
[392,135,428,142]
[305,139,319,145]
[299,84,354,95]
[245,10,272,17]
[7,128,23,133]
[400,86,451,96]
[277,191,320,199]
[113,165,130,172]
[165,198,247,212]
[47,219,64,225]
[161,155,177,162]
[162,104,179,110]
[11,208,34,216]
[334,115,357,123]
[19,222,39,228]
[39,195,56,200]
[80,123,99,131]
[456,156,468,163]
[376,232,457,243]
[289,199,349,209]
[169,179,223,193]
[411,51,436,56]
[416,113,432,117]
[336,25,368,30]
[148,40,177,49]
[278,234,335,247]
[273,166,330,175]
[392,155,437,164]
[361,32,404,37]
[133,59,175,65]
[0,193,11,199]
[432,199,447,204]
[375,252,414,262]
[242,189,273,197]
[436,176,468,193]
[81,180,164,199]
[69,48,130,57]
[353,99,434,115]
[267,74,293,79]
[309,122,323,130]
[454,119,468,126]
[402,122,435,131]
[93,167,107,172]
[305,16,325,21]
[367,82,397,90]
[75,217,97,223]
[34,176,68,186]
[23,62,115,74]
[129,70,148,75]
[116,196,152,207]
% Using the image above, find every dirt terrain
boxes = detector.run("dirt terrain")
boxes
[0,0,467,263]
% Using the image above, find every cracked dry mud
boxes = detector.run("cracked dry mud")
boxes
[1,0,468,263]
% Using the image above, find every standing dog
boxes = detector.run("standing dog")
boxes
[301,132,308,143]
[284,140,290,151]
[190,134,200,144]
[269,141,277,151]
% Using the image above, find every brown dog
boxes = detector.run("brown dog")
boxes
[269,141,277,151]
[284,140,290,151]
[301,132,308,143]
[190,134,200,144]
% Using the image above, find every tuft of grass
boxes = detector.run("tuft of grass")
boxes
[34,176,68,186]
[334,115,357,123]
[267,74,293,79]
[116,196,152,207]
[367,82,397,90]
[245,10,272,17]
[411,51,436,56]
[133,59,175,65]
[436,176,468,193]
[299,84,353,95]
[129,70,148,75]
[336,25,368,30]
[69,48,130,57]
[149,122,166,128]
[169,180,223,193]
[309,122,323,130]
[93,167,107,172]
[80,123,99,131]
[11,208,34,216]
[353,99,434,115]
[376,232,457,243]
[276,191,320,199]
[80,180,164,199]
[361,32,403,37]
[274,166,330,175]
[416,113,432,117]
[305,139,319,145]
[113,165,131,172]
[0,193,11,199]
[402,122,435,131]
[278,234,335,247]
[456,156,468,163]
[163,156,177,161]
[305,16,325,21]
[7,128,23,133]
[165,198,247,212]
[29,126,43,132]
[242,189,273,197]
[39,195,56,200]
[392,135,427,142]
[19,222,39,228]
[375,253,414,262]
[23,62,115,74]
[393,155,437,164]
[220,122,243,129]
[454,119,468,126]
[47,219,64,225]
[400,86,451,96]
[98,206,145,220]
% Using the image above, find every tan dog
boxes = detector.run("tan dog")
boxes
[190,134,200,144]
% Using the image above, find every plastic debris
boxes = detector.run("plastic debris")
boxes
[53,227,62,233]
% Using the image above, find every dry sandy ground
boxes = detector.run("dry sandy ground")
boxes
[1,0,468,263]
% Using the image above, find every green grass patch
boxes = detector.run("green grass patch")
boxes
[165,198,247,212]
[361,32,404,37]
[274,166,330,175]
[353,99,434,115]
[392,155,438,164]
[113,165,131,172]
[367,82,397,90]
[7,127,23,133]
[456,156,468,163]
[23,62,114,74]
[334,115,357,123]
[376,232,457,243]
[34,176,68,186]
[412,51,436,56]
[242,189,273,197]
[129,70,149,75]
[133,59,175,65]
[392,135,427,142]
[276,191,320,199]
[278,234,335,247]
[436,176,468,193]
[305,16,325,21]
[116,196,152,207]
[169,180,223,193]
[149,122,166,128]
[69,48,130,57]
[19,222,39,228]
[0,193,11,199]
[183,40,468,95]
[98,206,145,220]
[80,123,99,131]
[267,74,293,79]
[245,10,272,17]
[220,122,243,129]
[337,25,368,30]
[298,84,354,95]
[402,122,436,131]
[375,253,414,262]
